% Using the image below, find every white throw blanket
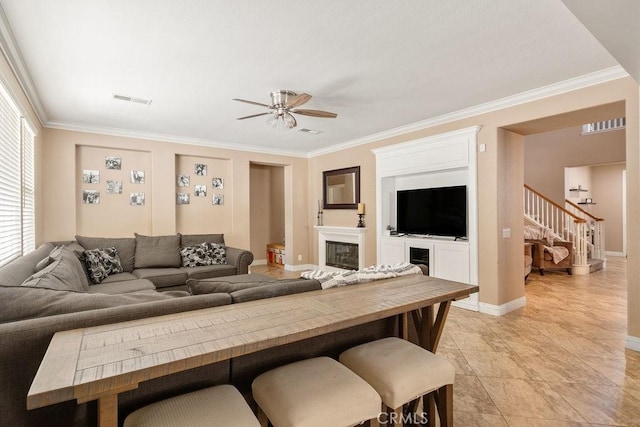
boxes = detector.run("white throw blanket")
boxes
[543,245,570,264]
[524,224,557,245]
[301,263,423,289]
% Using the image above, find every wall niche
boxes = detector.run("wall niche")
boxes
[175,154,232,235]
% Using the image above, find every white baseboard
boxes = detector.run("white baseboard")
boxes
[284,263,317,272]
[605,251,625,258]
[479,296,526,316]
[626,335,640,352]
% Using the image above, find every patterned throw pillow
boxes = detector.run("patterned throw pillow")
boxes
[207,242,227,265]
[82,247,124,284]
[180,243,227,267]
[181,244,213,267]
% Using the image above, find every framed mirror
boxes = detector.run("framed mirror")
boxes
[323,166,360,209]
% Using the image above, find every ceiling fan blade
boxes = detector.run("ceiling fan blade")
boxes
[287,93,312,108]
[237,112,270,120]
[292,109,337,118]
[233,98,272,108]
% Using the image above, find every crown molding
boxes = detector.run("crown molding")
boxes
[307,66,629,158]
[44,121,310,158]
[1,3,627,160]
[0,5,47,125]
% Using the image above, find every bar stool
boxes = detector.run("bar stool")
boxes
[339,337,455,426]
[252,356,382,427]
[123,384,260,427]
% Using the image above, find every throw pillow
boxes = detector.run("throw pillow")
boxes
[180,244,213,267]
[21,246,89,292]
[134,233,181,268]
[206,242,227,265]
[83,247,124,284]
[75,235,137,272]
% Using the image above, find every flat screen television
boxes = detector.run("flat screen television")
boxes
[396,185,467,238]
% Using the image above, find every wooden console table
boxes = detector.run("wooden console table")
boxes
[28,275,477,427]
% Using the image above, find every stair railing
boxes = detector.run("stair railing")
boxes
[565,199,606,261]
[523,185,589,269]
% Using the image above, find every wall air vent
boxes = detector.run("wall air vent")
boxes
[298,128,322,134]
[112,94,152,105]
[581,117,625,135]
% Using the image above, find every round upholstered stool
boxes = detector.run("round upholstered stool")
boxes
[339,337,455,427]
[252,356,382,427]
[123,384,260,427]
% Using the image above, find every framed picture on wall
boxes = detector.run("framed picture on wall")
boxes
[177,175,190,187]
[194,185,207,197]
[212,194,224,205]
[105,156,122,170]
[82,190,100,204]
[82,170,100,184]
[194,163,207,176]
[130,193,145,206]
[130,170,145,184]
[177,193,190,205]
[106,180,123,194]
[212,177,224,189]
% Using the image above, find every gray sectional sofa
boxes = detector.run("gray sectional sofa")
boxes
[0,237,422,426]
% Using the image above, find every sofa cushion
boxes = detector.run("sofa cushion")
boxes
[88,279,156,295]
[181,264,238,281]
[229,279,322,303]
[132,268,188,288]
[83,247,124,284]
[134,233,181,268]
[0,286,182,323]
[76,235,136,272]
[181,233,225,247]
[0,243,56,287]
[101,272,138,283]
[20,247,89,292]
[186,273,276,295]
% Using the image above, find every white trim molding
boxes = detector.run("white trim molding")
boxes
[626,335,640,352]
[479,297,527,316]
[284,263,316,272]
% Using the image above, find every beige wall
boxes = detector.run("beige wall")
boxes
[309,77,639,315]
[39,128,308,256]
[249,164,285,260]
[592,163,626,253]
[524,125,625,205]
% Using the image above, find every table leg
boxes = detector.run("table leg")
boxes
[97,394,118,427]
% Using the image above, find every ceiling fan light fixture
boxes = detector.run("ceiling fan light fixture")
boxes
[234,90,336,131]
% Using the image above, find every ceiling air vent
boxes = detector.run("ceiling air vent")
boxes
[298,128,322,134]
[581,117,625,135]
[113,94,152,105]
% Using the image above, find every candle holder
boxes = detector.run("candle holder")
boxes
[317,209,323,226]
[357,213,365,228]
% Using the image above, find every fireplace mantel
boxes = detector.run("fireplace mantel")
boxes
[315,226,366,271]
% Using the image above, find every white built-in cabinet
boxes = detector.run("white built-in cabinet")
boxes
[372,126,481,311]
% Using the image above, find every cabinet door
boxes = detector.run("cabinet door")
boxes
[379,238,405,264]
[434,244,470,283]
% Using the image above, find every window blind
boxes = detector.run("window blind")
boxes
[0,82,35,267]
[22,120,35,254]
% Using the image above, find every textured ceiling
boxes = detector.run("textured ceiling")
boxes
[0,0,621,156]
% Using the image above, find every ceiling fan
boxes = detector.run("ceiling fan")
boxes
[233,90,337,130]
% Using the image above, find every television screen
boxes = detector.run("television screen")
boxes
[397,186,467,238]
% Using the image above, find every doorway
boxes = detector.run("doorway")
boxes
[249,163,285,264]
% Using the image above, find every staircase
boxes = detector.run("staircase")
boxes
[523,185,606,275]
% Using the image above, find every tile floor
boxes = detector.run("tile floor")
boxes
[252,257,640,426]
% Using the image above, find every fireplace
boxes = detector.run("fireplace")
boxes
[326,241,359,270]
[315,226,366,271]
